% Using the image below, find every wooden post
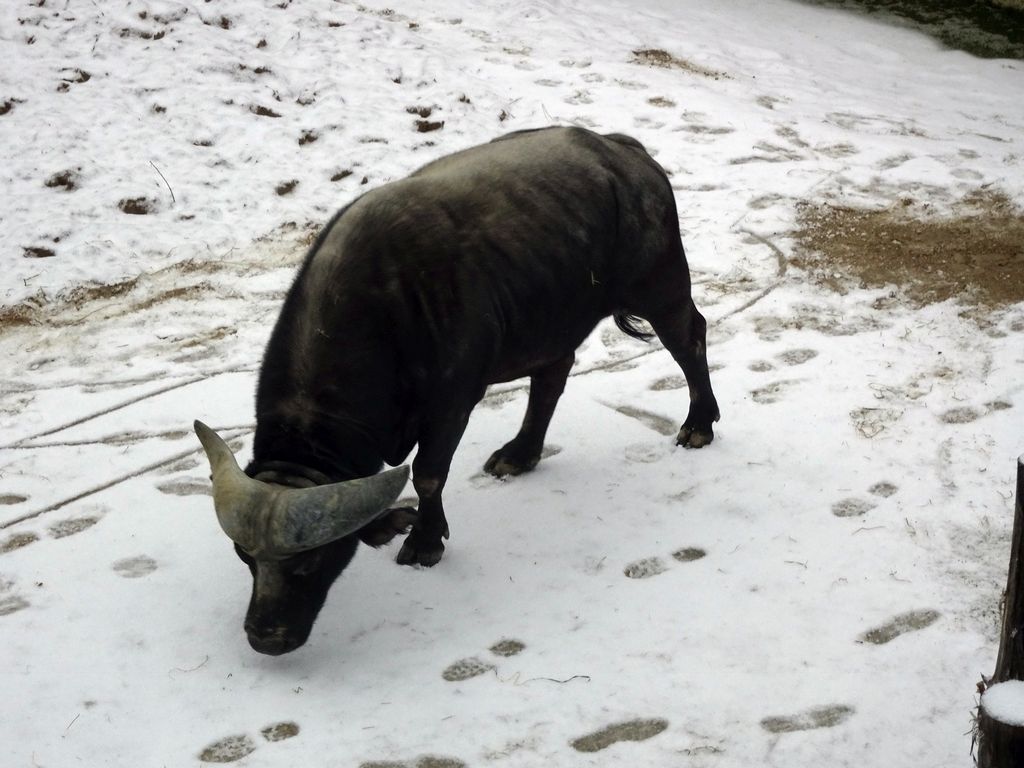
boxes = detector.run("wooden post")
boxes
[978,455,1024,767]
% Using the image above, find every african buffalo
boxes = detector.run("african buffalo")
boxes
[196,126,720,655]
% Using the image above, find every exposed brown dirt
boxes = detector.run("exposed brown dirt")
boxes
[631,49,729,80]
[792,190,1024,307]
[119,197,155,215]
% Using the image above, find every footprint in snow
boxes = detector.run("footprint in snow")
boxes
[1,531,39,555]
[360,756,466,768]
[940,405,983,424]
[571,718,669,752]
[649,375,685,391]
[868,481,898,498]
[443,639,527,680]
[624,547,707,579]
[442,657,495,681]
[831,498,876,518]
[624,443,662,464]
[199,735,256,763]
[858,609,940,644]
[489,638,526,657]
[750,379,798,405]
[1,573,30,617]
[157,478,212,496]
[199,722,299,763]
[112,555,158,579]
[623,557,668,579]
[261,722,300,741]
[776,348,818,366]
[876,152,914,170]
[761,704,854,733]
[834,478,899,517]
[49,516,100,539]
[604,403,678,437]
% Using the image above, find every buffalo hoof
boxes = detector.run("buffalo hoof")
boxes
[677,424,714,449]
[484,448,540,478]
[396,534,445,567]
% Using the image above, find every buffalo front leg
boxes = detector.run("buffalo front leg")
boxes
[484,354,574,478]
[648,300,720,448]
[396,411,471,567]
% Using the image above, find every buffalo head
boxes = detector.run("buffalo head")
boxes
[194,421,413,655]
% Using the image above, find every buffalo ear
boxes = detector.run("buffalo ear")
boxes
[359,506,419,547]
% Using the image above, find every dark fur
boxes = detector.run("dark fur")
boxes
[235,127,720,654]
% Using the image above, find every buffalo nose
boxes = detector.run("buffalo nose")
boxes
[245,625,299,656]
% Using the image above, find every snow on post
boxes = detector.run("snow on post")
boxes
[978,455,1024,767]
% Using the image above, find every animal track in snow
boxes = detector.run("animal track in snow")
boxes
[940,405,983,424]
[113,555,158,578]
[442,657,494,681]
[49,516,99,539]
[261,721,300,742]
[850,406,903,439]
[199,721,299,763]
[624,443,662,464]
[747,192,788,210]
[859,609,940,644]
[0,595,30,617]
[1,532,38,554]
[489,638,526,657]
[750,379,798,405]
[877,153,914,170]
[605,403,678,437]
[761,704,854,733]
[754,304,887,342]
[199,735,256,763]
[649,375,685,391]
[623,557,668,579]
[443,639,526,680]
[564,90,593,105]
[868,481,898,498]
[160,456,201,473]
[624,547,706,578]
[0,577,29,617]
[672,547,707,562]
[676,123,734,137]
[157,478,212,496]
[776,348,818,366]
[571,718,669,752]
[831,498,876,518]
[360,757,466,768]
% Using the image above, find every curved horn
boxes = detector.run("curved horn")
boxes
[270,464,410,552]
[194,420,265,548]
[194,420,410,554]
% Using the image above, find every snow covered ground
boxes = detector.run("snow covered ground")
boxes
[2,0,1023,765]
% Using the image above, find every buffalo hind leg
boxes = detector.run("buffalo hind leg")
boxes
[484,354,574,478]
[648,300,720,447]
[396,410,471,567]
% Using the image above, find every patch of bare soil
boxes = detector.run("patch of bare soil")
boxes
[793,190,1024,307]
[0,221,318,335]
[630,49,729,80]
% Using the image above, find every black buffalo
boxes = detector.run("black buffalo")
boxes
[195,126,720,655]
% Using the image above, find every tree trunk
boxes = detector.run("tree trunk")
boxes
[978,455,1024,767]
